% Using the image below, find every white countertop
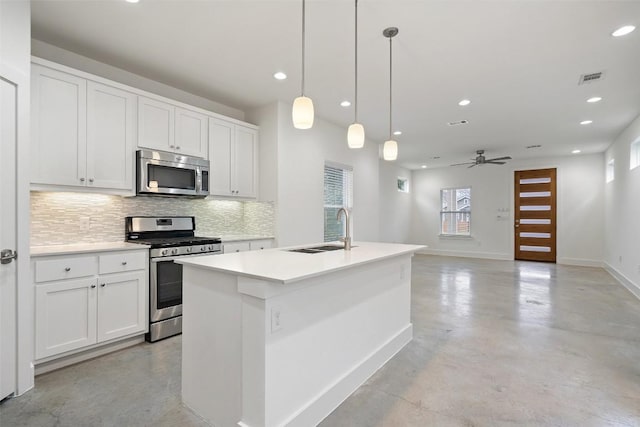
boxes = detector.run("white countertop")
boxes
[31,242,150,257]
[217,235,275,243]
[177,241,425,284]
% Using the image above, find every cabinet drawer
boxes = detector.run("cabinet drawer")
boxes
[250,240,273,251]
[99,251,147,274]
[35,256,98,283]
[223,242,251,253]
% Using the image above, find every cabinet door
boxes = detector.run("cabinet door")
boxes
[86,81,136,190]
[175,107,208,158]
[233,126,258,198]
[138,96,174,152]
[35,278,97,359]
[31,64,87,186]
[97,271,147,343]
[249,240,273,251]
[209,117,234,196]
[223,242,251,253]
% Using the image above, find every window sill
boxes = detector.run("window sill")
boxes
[438,234,473,239]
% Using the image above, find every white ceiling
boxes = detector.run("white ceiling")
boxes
[31,0,640,169]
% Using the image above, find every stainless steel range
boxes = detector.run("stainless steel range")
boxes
[125,216,221,342]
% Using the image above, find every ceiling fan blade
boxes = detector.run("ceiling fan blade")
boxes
[467,164,476,168]
[451,162,475,166]
[486,156,512,162]
[485,161,506,165]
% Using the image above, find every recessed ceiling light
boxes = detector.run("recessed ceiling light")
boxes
[587,97,602,103]
[340,100,351,107]
[458,99,471,106]
[125,0,139,3]
[572,149,581,154]
[393,130,402,136]
[273,72,287,80]
[580,120,593,125]
[421,165,427,169]
[612,25,636,37]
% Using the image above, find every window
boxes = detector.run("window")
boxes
[440,187,471,236]
[324,162,353,242]
[630,138,640,170]
[606,158,615,183]
[397,177,409,193]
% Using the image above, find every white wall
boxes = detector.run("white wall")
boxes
[248,102,380,247]
[378,162,412,243]
[410,154,604,265]
[603,114,640,296]
[1,0,33,394]
[31,39,245,121]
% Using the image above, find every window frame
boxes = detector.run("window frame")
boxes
[323,161,353,243]
[439,186,472,237]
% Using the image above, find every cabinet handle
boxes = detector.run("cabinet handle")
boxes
[100,283,106,288]
[64,267,71,272]
[89,178,94,183]
[176,146,181,150]
[90,284,96,289]
[80,177,85,182]
[122,261,127,266]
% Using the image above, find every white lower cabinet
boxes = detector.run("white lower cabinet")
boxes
[249,239,273,251]
[223,239,274,253]
[34,250,148,361]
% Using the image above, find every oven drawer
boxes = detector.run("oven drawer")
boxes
[99,251,147,274]
[35,256,98,283]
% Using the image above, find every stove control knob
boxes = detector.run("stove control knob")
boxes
[161,249,168,256]
[201,246,206,252]
[186,247,192,253]
[171,248,178,255]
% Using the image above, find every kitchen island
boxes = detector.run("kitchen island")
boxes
[178,242,424,427]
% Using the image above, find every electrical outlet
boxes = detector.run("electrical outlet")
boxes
[271,307,283,332]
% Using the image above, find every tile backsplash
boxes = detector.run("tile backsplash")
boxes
[31,191,275,246]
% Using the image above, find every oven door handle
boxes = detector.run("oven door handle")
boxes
[150,252,221,263]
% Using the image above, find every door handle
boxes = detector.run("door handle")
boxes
[1,249,17,264]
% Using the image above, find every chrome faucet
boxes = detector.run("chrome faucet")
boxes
[337,208,352,251]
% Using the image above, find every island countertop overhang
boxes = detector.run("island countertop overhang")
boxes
[176,241,425,285]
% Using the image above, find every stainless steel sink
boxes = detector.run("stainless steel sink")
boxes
[287,244,349,254]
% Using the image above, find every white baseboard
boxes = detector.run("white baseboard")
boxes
[604,262,640,300]
[280,324,413,427]
[557,257,603,268]
[417,248,511,260]
[35,335,145,375]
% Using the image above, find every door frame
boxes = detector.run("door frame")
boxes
[0,61,34,396]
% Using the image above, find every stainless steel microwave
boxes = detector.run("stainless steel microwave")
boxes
[136,149,209,198]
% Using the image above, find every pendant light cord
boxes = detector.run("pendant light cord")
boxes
[301,0,306,97]
[389,34,393,140]
[354,0,358,122]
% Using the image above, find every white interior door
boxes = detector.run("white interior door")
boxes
[0,72,18,400]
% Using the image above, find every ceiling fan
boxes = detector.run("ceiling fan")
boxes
[451,150,512,168]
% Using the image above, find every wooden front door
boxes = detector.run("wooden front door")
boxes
[514,168,557,262]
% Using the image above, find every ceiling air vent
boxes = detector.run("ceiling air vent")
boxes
[578,71,604,85]
[448,120,468,126]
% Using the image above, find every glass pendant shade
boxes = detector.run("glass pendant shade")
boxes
[383,139,398,161]
[347,123,365,149]
[292,96,314,129]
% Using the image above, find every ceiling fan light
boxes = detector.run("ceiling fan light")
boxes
[292,96,314,129]
[347,123,365,149]
[383,139,398,161]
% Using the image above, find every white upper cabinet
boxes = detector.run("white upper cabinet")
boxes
[138,97,208,159]
[175,107,208,158]
[87,81,136,190]
[31,64,87,187]
[209,117,258,198]
[137,96,174,152]
[31,62,136,194]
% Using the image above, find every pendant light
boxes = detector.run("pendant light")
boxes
[347,0,365,148]
[382,27,398,161]
[292,0,314,129]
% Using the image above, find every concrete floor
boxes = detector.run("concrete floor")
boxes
[2,255,640,426]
